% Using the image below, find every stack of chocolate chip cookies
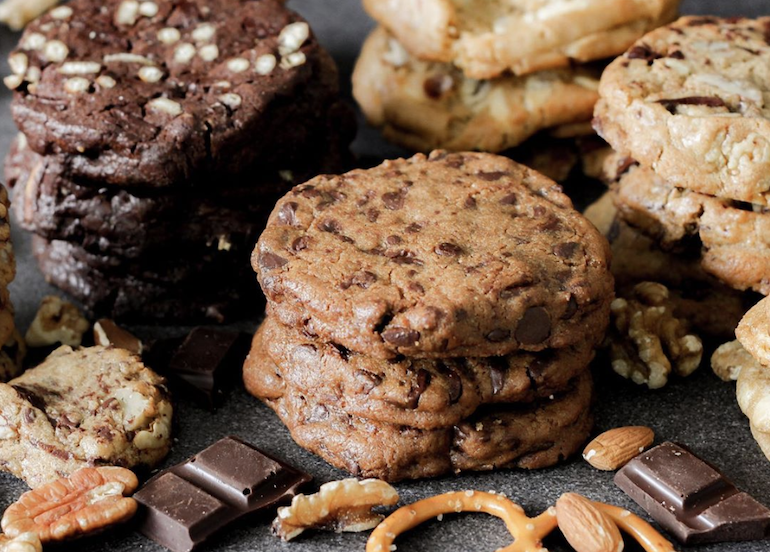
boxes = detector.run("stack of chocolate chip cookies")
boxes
[4,0,353,322]
[244,151,614,482]
[352,0,679,156]
[594,17,770,330]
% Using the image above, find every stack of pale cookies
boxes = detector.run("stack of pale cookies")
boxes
[353,0,679,158]
[244,151,613,482]
[594,16,770,337]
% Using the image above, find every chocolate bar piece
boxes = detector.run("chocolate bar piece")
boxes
[166,328,248,409]
[615,441,770,544]
[135,436,311,552]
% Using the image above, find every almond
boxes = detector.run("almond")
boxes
[556,493,624,552]
[582,426,654,471]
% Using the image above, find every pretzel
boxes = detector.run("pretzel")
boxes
[595,502,677,552]
[366,491,557,552]
[366,490,677,552]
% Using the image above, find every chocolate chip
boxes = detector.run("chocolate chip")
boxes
[356,370,382,394]
[97,426,114,441]
[276,201,299,226]
[405,222,422,233]
[259,252,289,269]
[627,43,661,62]
[435,242,463,256]
[486,329,510,342]
[381,327,420,347]
[291,237,308,252]
[406,369,431,409]
[423,73,454,99]
[488,361,506,395]
[342,270,377,290]
[387,250,424,266]
[442,365,463,403]
[477,171,509,181]
[367,208,380,222]
[319,219,342,234]
[553,242,580,258]
[382,190,406,210]
[499,193,518,205]
[464,196,477,208]
[515,307,551,344]
[669,50,685,59]
[657,96,726,114]
[386,235,403,245]
[408,282,425,294]
[330,342,351,361]
[445,156,465,168]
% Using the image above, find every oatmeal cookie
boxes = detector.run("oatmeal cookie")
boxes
[0,345,172,488]
[254,151,613,359]
[362,0,679,78]
[353,28,600,153]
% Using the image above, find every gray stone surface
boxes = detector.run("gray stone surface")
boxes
[2,1,770,551]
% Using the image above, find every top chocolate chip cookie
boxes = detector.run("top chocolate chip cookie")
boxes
[595,16,770,206]
[363,0,679,79]
[254,151,613,359]
[7,0,340,187]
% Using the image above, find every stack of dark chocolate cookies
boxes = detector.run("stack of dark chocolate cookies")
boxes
[4,0,353,322]
[593,17,770,337]
[244,151,614,482]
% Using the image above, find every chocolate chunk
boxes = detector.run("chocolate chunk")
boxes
[406,369,431,408]
[477,171,508,181]
[277,202,299,226]
[93,319,143,355]
[319,219,342,234]
[166,328,249,409]
[259,252,289,269]
[627,43,662,62]
[615,442,770,544]
[135,436,311,552]
[381,327,420,347]
[423,74,454,99]
[435,242,463,256]
[658,96,727,113]
[382,190,406,210]
[486,329,511,343]
[553,242,580,259]
[514,307,551,344]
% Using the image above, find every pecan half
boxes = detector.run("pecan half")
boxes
[1,467,138,542]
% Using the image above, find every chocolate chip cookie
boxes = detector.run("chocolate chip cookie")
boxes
[0,345,172,488]
[8,0,347,187]
[362,0,679,79]
[353,27,600,153]
[613,163,770,294]
[33,237,256,322]
[595,16,770,206]
[243,315,593,430]
[251,355,593,482]
[255,151,614,359]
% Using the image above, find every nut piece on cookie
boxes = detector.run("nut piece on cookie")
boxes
[609,282,703,389]
[711,340,757,382]
[1,467,138,542]
[272,479,399,541]
[0,346,172,487]
[93,319,142,355]
[0,532,41,552]
[25,295,89,348]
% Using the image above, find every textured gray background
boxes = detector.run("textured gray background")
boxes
[2,1,770,551]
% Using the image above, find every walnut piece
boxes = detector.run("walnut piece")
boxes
[1,467,138,542]
[25,296,89,348]
[609,282,703,389]
[737,353,770,461]
[272,478,399,541]
[0,533,41,552]
[712,340,757,382]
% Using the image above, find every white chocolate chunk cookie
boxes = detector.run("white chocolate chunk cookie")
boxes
[595,16,770,206]
[353,27,600,153]
[0,345,172,488]
[363,0,679,78]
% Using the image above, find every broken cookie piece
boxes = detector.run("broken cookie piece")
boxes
[0,345,172,488]
[272,478,399,541]
[25,295,89,348]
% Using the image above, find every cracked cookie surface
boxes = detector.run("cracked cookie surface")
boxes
[362,0,679,79]
[595,16,770,205]
[0,345,172,488]
[353,27,600,153]
[244,316,593,430]
[8,0,343,187]
[254,151,613,359]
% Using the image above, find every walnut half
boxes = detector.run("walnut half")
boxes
[609,282,703,389]
[0,533,41,552]
[272,479,399,541]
